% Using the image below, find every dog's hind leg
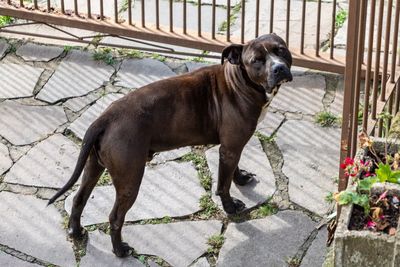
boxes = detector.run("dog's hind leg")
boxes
[108,162,146,258]
[68,149,105,239]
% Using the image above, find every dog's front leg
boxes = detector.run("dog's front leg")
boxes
[216,145,246,214]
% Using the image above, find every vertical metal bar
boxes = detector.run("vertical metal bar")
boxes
[170,0,173,32]
[359,0,368,64]
[20,0,24,8]
[241,0,245,44]
[100,0,104,20]
[183,0,187,34]
[300,0,306,54]
[339,0,361,191]
[227,0,231,42]
[316,0,322,57]
[7,0,10,5]
[381,0,393,101]
[114,0,118,23]
[156,0,159,29]
[87,0,91,19]
[286,0,291,45]
[363,0,377,131]
[270,0,274,33]
[198,0,202,37]
[330,0,337,59]
[142,0,145,27]
[389,95,394,131]
[47,0,51,12]
[34,0,38,10]
[255,0,260,38]
[372,0,385,119]
[212,0,216,39]
[351,0,367,155]
[74,0,78,15]
[61,0,65,14]
[391,0,400,83]
[128,0,132,25]
[395,83,400,114]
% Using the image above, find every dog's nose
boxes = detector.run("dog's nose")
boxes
[272,63,293,83]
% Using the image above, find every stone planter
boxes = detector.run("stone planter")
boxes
[334,138,400,267]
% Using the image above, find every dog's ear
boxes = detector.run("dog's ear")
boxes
[221,44,243,65]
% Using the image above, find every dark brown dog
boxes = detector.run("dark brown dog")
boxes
[49,34,292,257]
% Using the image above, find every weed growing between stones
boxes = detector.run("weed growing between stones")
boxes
[181,151,212,191]
[335,9,348,29]
[218,1,242,32]
[254,130,276,143]
[97,170,112,186]
[93,48,117,65]
[325,192,334,204]
[315,110,338,127]
[207,234,225,254]
[150,53,167,62]
[198,193,219,219]
[0,16,13,27]
[286,256,301,267]
[140,216,173,225]
[250,202,278,219]
[118,48,144,59]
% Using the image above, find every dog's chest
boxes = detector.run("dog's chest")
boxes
[257,90,277,124]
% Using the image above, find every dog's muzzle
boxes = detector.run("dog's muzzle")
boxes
[269,63,293,89]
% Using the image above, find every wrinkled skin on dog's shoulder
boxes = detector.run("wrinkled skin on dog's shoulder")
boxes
[48,33,293,258]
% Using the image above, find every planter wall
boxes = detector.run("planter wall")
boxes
[334,139,400,267]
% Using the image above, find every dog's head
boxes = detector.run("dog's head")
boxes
[221,34,293,94]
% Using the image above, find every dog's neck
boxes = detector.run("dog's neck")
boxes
[224,63,269,103]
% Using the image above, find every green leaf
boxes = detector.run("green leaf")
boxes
[376,163,391,183]
[358,176,378,191]
[337,191,354,205]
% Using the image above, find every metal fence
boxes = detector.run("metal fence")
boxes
[0,0,400,191]
[339,0,400,191]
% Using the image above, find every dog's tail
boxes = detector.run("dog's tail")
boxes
[47,119,105,206]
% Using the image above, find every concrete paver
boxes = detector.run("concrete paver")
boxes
[217,210,316,267]
[16,43,63,62]
[276,120,340,215]
[36,50,115,103]
[65,162,204,225]
[0,251,40,267]
[0,101,67,145]
[0,192,76,266]
[0,40,9,58]
[115,58,176,89]
[4,134,80,188]
[206,136,276,209]
[80,230,144,267]
[0,143,12,175]
[0,63,44,99]
[123,220,221,267]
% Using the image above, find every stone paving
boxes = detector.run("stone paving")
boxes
[0,37,344,267]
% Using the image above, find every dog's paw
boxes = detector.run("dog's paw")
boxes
[223,197,246,215]
[233,169,255,186]
[68,226,87,240]
[113,242,132,258]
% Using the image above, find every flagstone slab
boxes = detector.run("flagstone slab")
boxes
[0,40,9,58]
[256,111,285,137]
[191,257,210,267]
[16,43,63,62]
[186,62,212,73]
[65,161,204,225]
[123,220,221,267]
[0,143,12,175]
[150,147,192,164]
[271,75,326,115]
[115,58,176,89]
[205,136,276,210]
[0,101,68,145]
[63,91,102,112]
[301,227,328,267]
[217,210,315,267]
[0,251,40,267]
[0,192,76,266]
[4,134,80,188]
[80,231,144,267]
[0,63,44,99]
[276,120,340,215]
[68,93,124,139]
[36,50,115,103]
